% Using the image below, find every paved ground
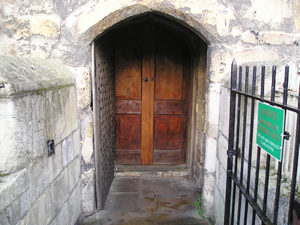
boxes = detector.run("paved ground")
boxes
[81,176,213,225]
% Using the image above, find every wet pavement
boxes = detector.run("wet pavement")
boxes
[81,176,213,225]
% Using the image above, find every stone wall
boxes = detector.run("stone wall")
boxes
[0,0,300,224]
[0,56,81,225]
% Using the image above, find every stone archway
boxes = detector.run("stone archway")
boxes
[92,11,208,210]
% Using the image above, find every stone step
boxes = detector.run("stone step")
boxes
[115,164,190,178]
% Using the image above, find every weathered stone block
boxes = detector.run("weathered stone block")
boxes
[68,183,81,225]
[206,123,219,138]
[54,0,88,18]
[2,0,54,16]
[0,169,28,212]
[207,83,221,126]
[0,35,19,56]
[216,161,227,199]
[73,129,81,157]
[68,157,81,191]
[30,36,58,58]
[72,66,91,110]
[0,213,9,225]
[50,143,63,181]
[204,137,217,173]
[0,96,41,174]
[81,169,95,215]
[30,15,60,39]
[29,156,53,203]
[19,189,30,218]
[0,56,75,174]
[219,86,230,138]
[46,87,78,144]
[213,187,225,225]
[202,170,216,216]
[51,168,69,216]
[81,113,94,164]
[55,202,69,225]
[208,46,232,83]
[27,187,52,225]
[62,135,74,167]
[217,134,228,169]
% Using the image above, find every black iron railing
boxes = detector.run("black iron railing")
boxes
[224,60,300,225]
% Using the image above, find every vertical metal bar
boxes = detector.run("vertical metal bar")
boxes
[230,66,243,225]
[261,65,270,224]
[237,66,249,225]
[271,66,276,102]
[242,66,250,224]
[288,76,300,224]
[254,66,266,225]
[224,60,238,225]
[263,66,276,222]
[251,66,260,225]
[273,65,289,224]
[244,66,256,225]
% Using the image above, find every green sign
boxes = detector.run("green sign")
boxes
[256,102,285,161]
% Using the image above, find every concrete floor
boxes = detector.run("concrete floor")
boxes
[81,176,212,225]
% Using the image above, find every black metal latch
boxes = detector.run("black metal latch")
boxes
[282,131,291,140]
[47,140,55,156]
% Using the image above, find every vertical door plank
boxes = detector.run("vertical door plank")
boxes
[141,23,155,165]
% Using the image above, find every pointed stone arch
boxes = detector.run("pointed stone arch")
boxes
[76,3,219,45]
[80,3,215,213]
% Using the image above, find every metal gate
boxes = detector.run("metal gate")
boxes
[224,60,300,225]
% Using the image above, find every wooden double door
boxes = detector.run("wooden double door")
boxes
[115,22,191,165]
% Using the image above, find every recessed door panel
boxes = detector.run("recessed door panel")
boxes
[155,45,183,100]
[154,115,182,150]
[116,115,141,150]
[115,31,141,99]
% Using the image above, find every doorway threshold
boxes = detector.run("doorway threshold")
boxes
[115,164,190,178]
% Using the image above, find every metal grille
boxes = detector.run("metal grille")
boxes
[224,60,300,225]
[94,40,115,209]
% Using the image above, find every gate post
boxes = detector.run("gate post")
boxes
[224,59,237,225]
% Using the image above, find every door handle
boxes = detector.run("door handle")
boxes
[143,77,148,82]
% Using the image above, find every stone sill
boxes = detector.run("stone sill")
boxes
[0,56,74,98]
[116,164,191,178]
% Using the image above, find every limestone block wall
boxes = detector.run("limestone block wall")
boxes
[1,0,300,224]
[0,56,81,225]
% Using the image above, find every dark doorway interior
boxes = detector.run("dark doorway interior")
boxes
[93,14,207,209]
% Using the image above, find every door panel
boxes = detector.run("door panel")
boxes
[115,22,190,165]
[153,151,183,164]
[115,25,142,164]
[154,101,184,114]
[153,26,187,164]
[154,115,182,150]
[155,43,183,100]
[116,115,141,150]
[115,33,141,99]
[116,100,141,114]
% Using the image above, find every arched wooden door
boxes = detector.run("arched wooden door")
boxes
[115,21,191,165]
